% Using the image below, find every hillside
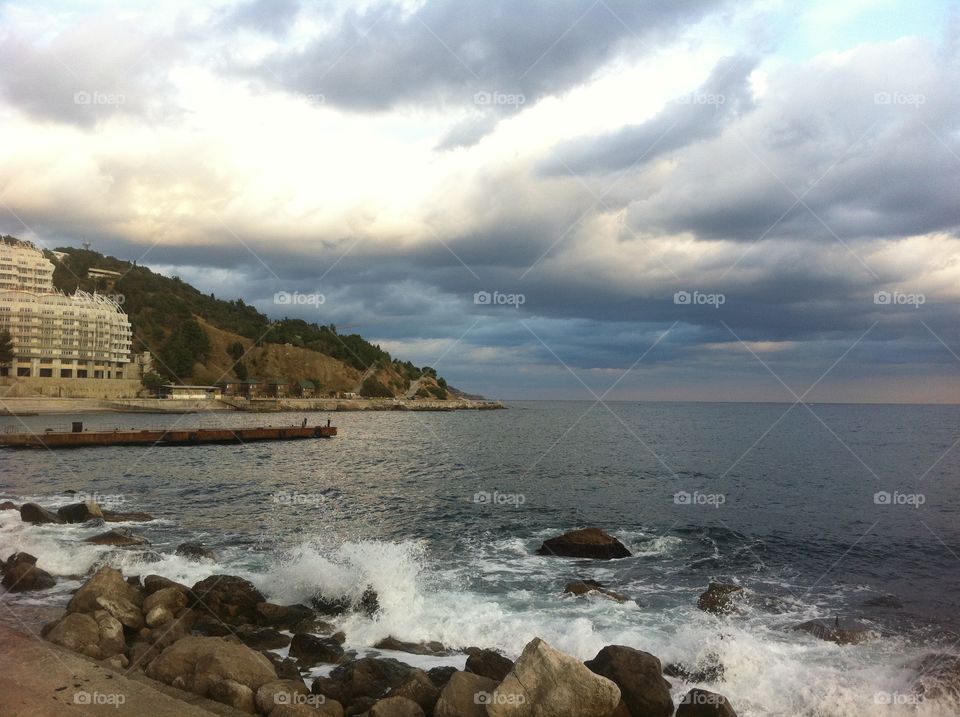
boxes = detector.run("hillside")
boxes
[35,242,449,398]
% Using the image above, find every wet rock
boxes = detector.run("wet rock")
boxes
[289,632,345,666]
[19,502,63,524]
[176,542,219,562]
[434,671,498,717]
[697,583,744,615]
[564,579,631,603]
[255,678,311,714]
[83,527,150,547]
[143,574,191,597]
[312,586,380,618]
[263,651,303,681]
[57,500,103,523]
[791,618,874,645]
[384,669,441,714]
[68,566,144,616]
[465,648,514,682]
[0,500,18,511]
[145,635,278,711]
[311,657,418,713]
[426,665,458,688]
[489,637,621,717]
[585,645,673,717]
[676,688,738,716]
[143,586,189,615]
[863,594,904,609]
[910,653,960,702]
[257,601,312,627]
[1,552,56,592]
[664,654,725,684]
[374,636,450,656]
[101,509,154,522]
[191,575,265,626]
[96,595,146,630]
[236,625,291,651]
[370,696,426,717]
[536,528,632,559]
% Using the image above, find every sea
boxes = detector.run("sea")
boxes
[1,401,959,716]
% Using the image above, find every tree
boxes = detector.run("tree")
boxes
[0,330,13,366]
[359,375,393,398]
[142,371,165,394]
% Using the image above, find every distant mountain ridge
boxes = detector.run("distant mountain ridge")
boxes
[38,242,449,398]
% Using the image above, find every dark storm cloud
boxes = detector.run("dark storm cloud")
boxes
[541,55,758,175]
[251,0,720,112]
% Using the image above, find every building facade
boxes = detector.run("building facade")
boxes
[0,239,133,380]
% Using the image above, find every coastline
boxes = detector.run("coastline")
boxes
[0,397,505,416]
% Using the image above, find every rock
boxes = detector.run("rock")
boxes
[270,702,344,717]
[83,527,150,546]
[96,595,146,630]
[57,500,103,523]
[910,653,960,702]
[697,583,744,615]
[256,679,311,714]
[434,671,499,717]
[489,637,621,717]
[145,605,175,628]
[370,696,426,717]
[176,542,219,562]
[191,575,265,625]
[563,579,630,603]
[101,509,154,522]
[263,651,303,681]
[385,670,441,714]
[676,688,738,716]
[236,625,291,651]
[664,653,725,684]
[1,553,56,592]
[19,502,63,524]
[311,657,418,712]
[791,618,874,645]
[536,528,631,559]
[862,594,904,609]
[93,612,126,658]
[289,632,345,666]
[45,613,102,656]
[585,645,673,717]
[465,648,514,681]
[68,566,144,615]
[427,666,458,688]
[374,636,450,656]
[146,635,278,710]
[147,609,197,650]
[144,574,191,596]
[312,586,380,618]
[144,586,189,614]
[0,500,18,511]
[256,602,317,629]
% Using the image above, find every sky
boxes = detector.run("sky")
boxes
[1,0,959,402]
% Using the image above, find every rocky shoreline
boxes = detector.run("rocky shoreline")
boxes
[1,503,956,716]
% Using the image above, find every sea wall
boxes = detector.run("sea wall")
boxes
[0,377,143,399]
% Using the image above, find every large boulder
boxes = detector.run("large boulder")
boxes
[434,671,499,717]
[374,636,450,656]
[536,528,631,559]
[1,552,56,592]
[564,580,630,603]
[488,638,621,716]
[427,666,458,688]
[791,618,873,645]
[191,575,265,625]
[256,602,315,628]
[176,542,219,562]
[370,696,426,717]
[0,500,18,511]
[384,670,441,714]
[289,633,344,666]
[102,509,154,522]
[57,500,103,523]
[44,611,126,660]
[84,527,150,547]
[144,574,191,596]
[236,625,291,651]
[255,678,311,714]
[68,566,144,615]
[585,645,673,717]
[676,689,738,716]
[145,635,278,712]
[311,657,418,712]
[697,583,744,615]
[312,586,380,618]
[465,648,514,681]
[143,586,189,614]
[19,502,63,524]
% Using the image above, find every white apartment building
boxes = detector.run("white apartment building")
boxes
[0,239,133,379]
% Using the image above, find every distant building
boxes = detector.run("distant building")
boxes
[0,239,132,380]
[264,379,289,398]
[292,379,317,397]
[87,267,122,280]
[216,379,261,398]
[159,384,222,400]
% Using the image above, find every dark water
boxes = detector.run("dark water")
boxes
[1,401,959,716]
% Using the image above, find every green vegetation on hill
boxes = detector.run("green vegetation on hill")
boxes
[40,244,443,390]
